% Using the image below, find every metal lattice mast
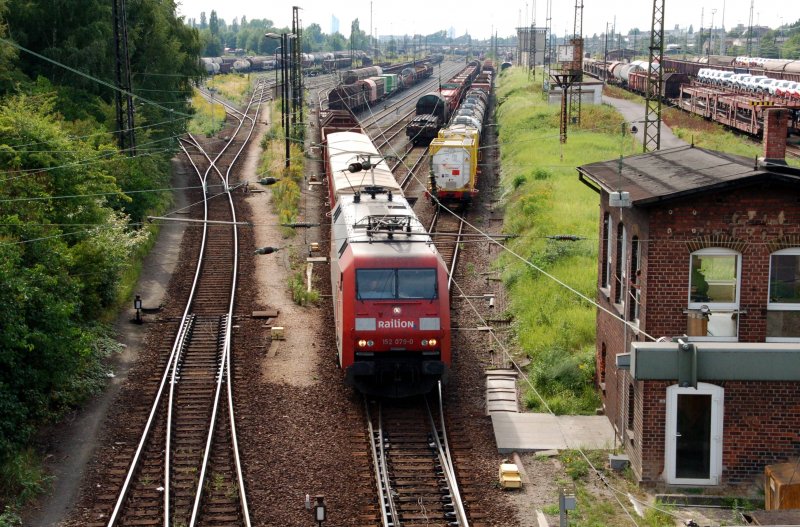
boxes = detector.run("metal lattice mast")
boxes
[568,0,584,125]
[292,7,302,130]
[543,0,553,92]
[643,0,664,152]
[746,0,754,56]
[111,0,125,151]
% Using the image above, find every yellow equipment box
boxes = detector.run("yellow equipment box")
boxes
[499,463,522,489]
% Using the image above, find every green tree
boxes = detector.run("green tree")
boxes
[0,93,144,464]
[304,23,325,51]
[783,33,800,59]
[200,11,207,29]
[209,9,219,36]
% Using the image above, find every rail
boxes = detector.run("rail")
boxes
[106,78,266,527]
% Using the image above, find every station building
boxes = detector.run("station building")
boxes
[577,109,800,485]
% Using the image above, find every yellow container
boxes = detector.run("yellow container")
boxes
[499,463,522,489]
[271,326,285,340]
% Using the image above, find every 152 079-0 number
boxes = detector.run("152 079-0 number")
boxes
[382,338,414,346]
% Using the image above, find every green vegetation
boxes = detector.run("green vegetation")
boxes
[206,74,252,105]
[603,84,639,101]
[258,100,304,236]
[290,272,320,306]
[495,68,642,414]
[0,0,203,512]
[546,450,675,527]
[187,89,225,137]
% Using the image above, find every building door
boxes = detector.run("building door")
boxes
[665,383,723,485]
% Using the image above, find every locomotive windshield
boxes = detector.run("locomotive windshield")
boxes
[357,268,437,300]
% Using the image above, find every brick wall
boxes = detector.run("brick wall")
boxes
[763,108,789,162]
[720,381,800,484]
[643,184,800,342]
[636,380,800,484]
[638,380,670,482]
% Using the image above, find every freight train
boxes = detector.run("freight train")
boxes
[428,64,493,205]
[320,109,451,398]
[327,63,434,112]
[406,60,481,144]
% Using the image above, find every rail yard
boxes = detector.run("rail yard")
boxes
[7,2,800,526]
[55,54,518,527]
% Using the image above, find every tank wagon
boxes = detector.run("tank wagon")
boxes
[320,110,451,398]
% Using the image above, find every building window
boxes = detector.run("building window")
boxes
[687,248,740,340]
[627,383,635,431]
[628,236,641,322]
[599,343,607,386]
[602,213,611,290]
[614,223,626,305]
[767,248,800,341]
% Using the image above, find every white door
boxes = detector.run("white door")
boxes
[665,383,724,485]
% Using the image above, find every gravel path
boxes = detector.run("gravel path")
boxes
[603,95,688,149]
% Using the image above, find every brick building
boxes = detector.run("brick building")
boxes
[577,109,800,486]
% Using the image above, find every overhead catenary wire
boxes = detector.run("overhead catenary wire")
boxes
[0,37,193,118]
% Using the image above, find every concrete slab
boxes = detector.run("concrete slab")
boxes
[485,369,518,415]
[492,413,616,453]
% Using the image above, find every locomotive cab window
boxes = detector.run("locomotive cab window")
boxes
[356,268,438,300]
[398,269,437,299]
[357,269,396,299]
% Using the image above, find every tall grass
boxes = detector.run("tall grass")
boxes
[258,100,304,237]
[494,68,645,414]
[187,89,225,137]
[206,73,252,105]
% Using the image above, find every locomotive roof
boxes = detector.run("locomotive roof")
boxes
[334,193,438,259]
[326,132,402,196]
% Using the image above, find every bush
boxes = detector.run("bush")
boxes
[289,273,319,306]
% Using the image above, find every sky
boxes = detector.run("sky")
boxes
[176,0,796,41]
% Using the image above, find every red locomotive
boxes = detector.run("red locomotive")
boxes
[320,110,451,397]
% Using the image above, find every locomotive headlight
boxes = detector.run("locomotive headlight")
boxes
[367,340,374,347]
[422,339,428,346]
[428,338,437,347]
[358,339,367,348]
[393,306,402,315]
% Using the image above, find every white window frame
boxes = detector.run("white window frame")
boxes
[665,383,724,486]
[602,213,612,293]
[766,248,800,343]
[687,248,741,342]
[615,223,626,309]
[630,236,641,326]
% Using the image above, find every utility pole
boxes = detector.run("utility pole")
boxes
[282,33,290,168]
[544,0,553,93]
[112,0,125,151]
[643,0,664,152]
[112,0,135,155]
[551,73,578,145]
[568,0,584,126]
[532,0,537,80]
[604,23,609,82]
[120,0,135,154]
[292,6,303,130]
[746,0,754,57]
[720,0,726,55]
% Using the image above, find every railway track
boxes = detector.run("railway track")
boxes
[365,387,470,527]
[429,206,466,292]
[93,79,267,527]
